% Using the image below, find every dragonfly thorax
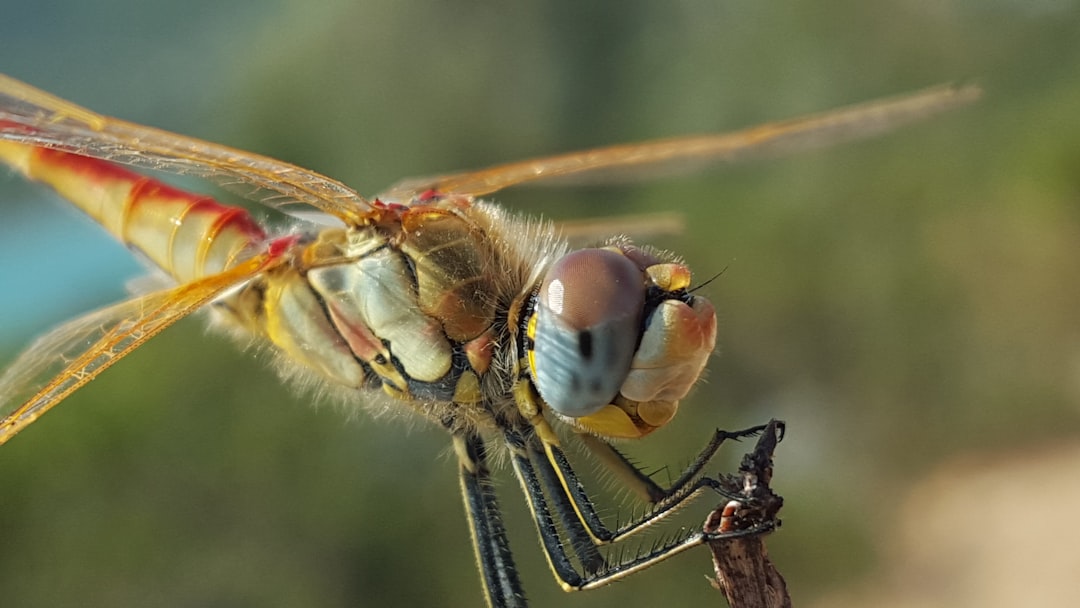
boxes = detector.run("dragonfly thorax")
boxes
[526,244,717,439]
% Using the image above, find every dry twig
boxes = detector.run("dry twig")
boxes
[703,420,789,608]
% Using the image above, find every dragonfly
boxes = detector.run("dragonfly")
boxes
[0,74,979,607]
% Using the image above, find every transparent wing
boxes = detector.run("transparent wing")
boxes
[555,212,685,247]
[0,253,273,445]
[381,84,981,200]
[0,74,372,225]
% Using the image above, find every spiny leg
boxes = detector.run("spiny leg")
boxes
[538,425,770,545]
[454,432,527,608]
[580,425,770,503]
[505,425,786,591]
[507,426,722,591]
[519,434,607,575]
[519,429,727,574]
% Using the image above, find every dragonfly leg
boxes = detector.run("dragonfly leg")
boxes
[505,424,774,591]
[580,424,770,504]
[453,431,528,608]
[537,425,769,545]
[526,436,607,575]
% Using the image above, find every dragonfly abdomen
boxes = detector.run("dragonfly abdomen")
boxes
[0,142,266,283]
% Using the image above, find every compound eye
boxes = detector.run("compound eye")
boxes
[530,249,645,417]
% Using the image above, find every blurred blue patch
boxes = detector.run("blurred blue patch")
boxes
[0,193,142,348]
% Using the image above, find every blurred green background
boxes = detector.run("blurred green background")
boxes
[2,1,1079,606]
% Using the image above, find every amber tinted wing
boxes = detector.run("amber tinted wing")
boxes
[0,74,371,225]
[0,253,273,445]
[381,84,980,201]
[555,212,686,247]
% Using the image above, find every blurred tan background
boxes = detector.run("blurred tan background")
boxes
[1,1,1078,606]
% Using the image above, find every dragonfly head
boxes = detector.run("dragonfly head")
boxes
[527,243,716,439]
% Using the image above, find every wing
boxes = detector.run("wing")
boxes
[555,212,685,247]
[0,253,273,445]
[0,74,372,225]
[381,84,981,201]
